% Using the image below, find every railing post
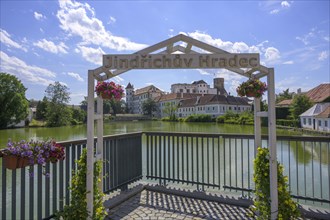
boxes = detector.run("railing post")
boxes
[87,70,95,219]
[268,68,278,220]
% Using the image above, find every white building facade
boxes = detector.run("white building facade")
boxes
[300,103,330,132]
[176,95,251,118]
[125,83,164,115]
[171,78,228,96]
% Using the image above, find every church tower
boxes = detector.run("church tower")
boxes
[213,78,228,95]
[125,82,134,113]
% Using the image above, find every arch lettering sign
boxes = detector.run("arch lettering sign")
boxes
[103,53,260,69]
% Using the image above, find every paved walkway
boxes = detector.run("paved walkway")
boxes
[106,189,255,219]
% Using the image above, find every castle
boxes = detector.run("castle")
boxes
[126,78,251,118]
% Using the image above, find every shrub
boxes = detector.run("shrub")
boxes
[237,112,253,125]
[184,114,212,122]
[55,149,106,219]
[276,119,299,127]
[216,115,225,123]
[251,147,300,219]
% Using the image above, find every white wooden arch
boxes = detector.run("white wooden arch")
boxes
[86,34,278,219]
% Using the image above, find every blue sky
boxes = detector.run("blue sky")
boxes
[1,0,329,105]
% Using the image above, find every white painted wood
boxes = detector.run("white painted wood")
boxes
[85,34,278,218]
[104,34,250,77]
[94,114,103,120]
[86,70,95,219]
[103,53,260,70]
[267,68,278,220]
[256,111,268,117]
[96,95,103,191]
[254,98,261,155]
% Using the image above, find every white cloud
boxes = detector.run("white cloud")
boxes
[0,29,27,52]
[283,60,294,64]
[264,47,281,64]
[75,45,105,65]
[281,1,290,8]
[0,51,56,86]
[318,51,328,61]
[33,39,68,54]
[270,9,279,14]
[57,0,147,51]
[108,16,116,24]
[276,76,312,93]
[184,31,279,65]
[34,12,46,20]
[67,72,84,81]
[262,1,292,15]
[296,30,315,45]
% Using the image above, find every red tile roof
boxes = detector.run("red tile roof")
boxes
[135,85,163,95]
[315,106,330,118]
[305,83,330,103]
[276,99,292,107]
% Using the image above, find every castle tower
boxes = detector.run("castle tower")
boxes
[213,78,228,95]
[125,82,134,113]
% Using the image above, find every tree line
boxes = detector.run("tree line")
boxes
[0,72,313,129]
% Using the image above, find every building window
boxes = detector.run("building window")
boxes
[303,118,306,125]
[318,120,322,126]
[229,107,232,110]
[308,118,311,125]
[234,107,236,110]
[238,107,240,110]
[325,121,328,127]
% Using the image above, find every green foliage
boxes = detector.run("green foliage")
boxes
[184,114,212,122]
[276,107,290,120]
[163,102,178,121]
[289,94,313,120]
[276,89,294,103]
[55,149,106,220]
[46,104,73,127]
[45,81,70,104]
[161,117,178,122]
[29,119,46,127]
[72,107,87,123]
[216,115,225,123]
[276,119,299,127]
[251,147,300,219]
[36,97,48,120]
[44,82,72,127]
[216,111,253,125]
[109,99,124,115]
[223,110,239,120]
[142,98,158,116]
[0,73,29,128]
[237,111,254,125]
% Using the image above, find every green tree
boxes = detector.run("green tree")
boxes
[276,88,294,103]
[163,102,178,121]
[0,73,29,128]
[45,82,72,127]
[109,99,124,115]
[142,98,158,116]
[289,94,313,120]
[72,107,87,124]
[36,97,48,120]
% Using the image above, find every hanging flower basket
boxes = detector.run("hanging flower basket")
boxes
[3,155,30,170]
[2,140,65,170]
[236,78,267,98]
[95,81,124,100]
